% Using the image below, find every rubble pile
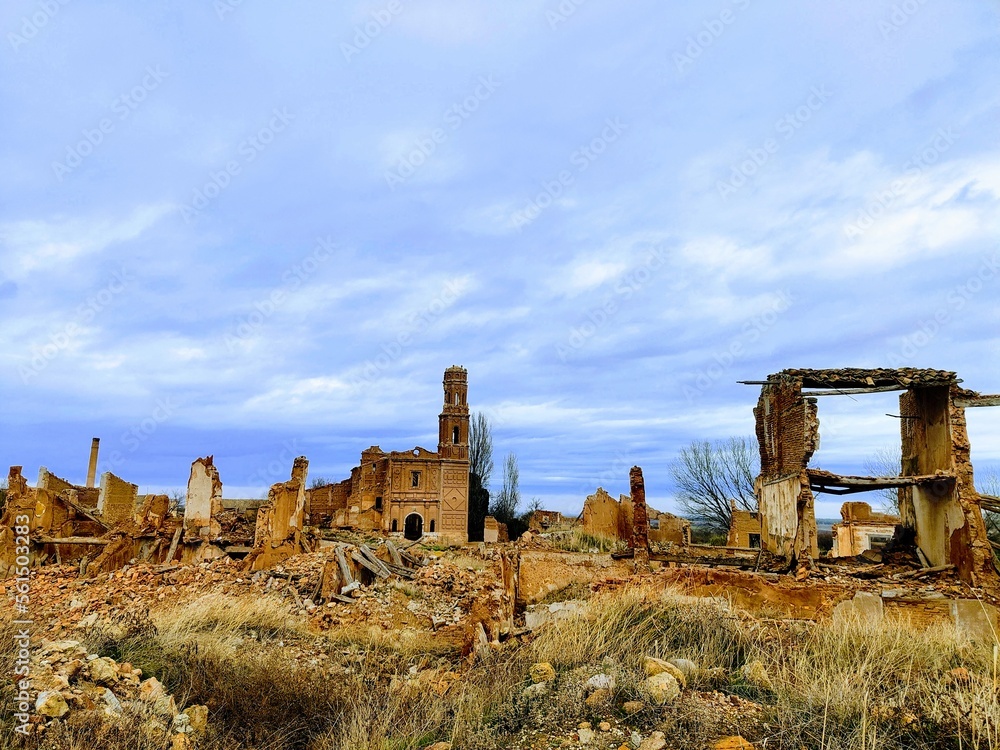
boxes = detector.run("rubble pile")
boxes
[20,638,207,744]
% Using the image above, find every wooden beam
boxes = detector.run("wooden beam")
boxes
[36,536,110,545]
[58,495,109,532]
[352,550,389,578]
[385,540,404,568]
[898,563,955,579]
[980,495,1000,514]
[808,470,955,494]
[165,527,183,563]
[335,546,355,585]
[359,544,393,577]
[955,395,1000,408]
[802,386,908,397]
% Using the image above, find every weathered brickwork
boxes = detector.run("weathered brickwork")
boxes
[305,367,471,543]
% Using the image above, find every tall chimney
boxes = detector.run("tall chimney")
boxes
[86,437,100,488]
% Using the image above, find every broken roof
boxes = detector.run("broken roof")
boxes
[767,367,959,390]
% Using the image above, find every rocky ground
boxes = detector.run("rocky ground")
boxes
[2,537,996,749]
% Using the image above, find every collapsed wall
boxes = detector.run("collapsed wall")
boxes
[899,384,996,585]
[831,502,897,557]
[750,368,999,587]
[582,486,690,546]
[753,373,820,565]
[183,456,223,539]
[97,472,138,527]
[248,456,316,571]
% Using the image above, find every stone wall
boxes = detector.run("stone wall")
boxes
[727,509,762,548]
[97,472,138,528]
[582,486,689,545]
[754,373,819,562]
[830,502,897,557]
[183,457,223,539]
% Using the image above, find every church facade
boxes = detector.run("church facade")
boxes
[308,366,471,543]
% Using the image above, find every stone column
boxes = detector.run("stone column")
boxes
[630,466,650,572]
[86,438,100,488]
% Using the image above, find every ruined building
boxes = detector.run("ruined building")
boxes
[727,502,762,549]
[308,366,471,544]
[582,486,691,546]
[831,501,898,558]
[749,368,999,586]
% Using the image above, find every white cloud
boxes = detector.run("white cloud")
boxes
[1,203,173,278]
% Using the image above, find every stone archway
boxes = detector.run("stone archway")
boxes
[403,513,423,541]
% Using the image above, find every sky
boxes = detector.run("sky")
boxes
[2,1,999,519]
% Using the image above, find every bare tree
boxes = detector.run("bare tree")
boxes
[490,452,521,524]
[468,411,494,489]
[863,445,903,513]
[978,466,1000,544]
[467,411,495,541]
[670,436,758,533]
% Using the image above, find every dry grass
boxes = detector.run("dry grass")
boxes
[4,584,1000,749]
[545,529,619,553]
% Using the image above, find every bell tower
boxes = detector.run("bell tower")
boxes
[438,366,469,460]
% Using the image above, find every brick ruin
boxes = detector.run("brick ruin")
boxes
[749,367,1000,586]
[0,367,474,577]
[581,487,691,546]
[306,366,471,544]
[4,363,999,599]
[727,502,762,549]
[831,501,898,558]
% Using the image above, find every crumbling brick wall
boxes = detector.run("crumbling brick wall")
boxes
[37,467,75,495]
[307,481,351,526]
[582,487,627,539]
[582,486,689,546]
[727,509,762,548]
[528,510,566,532]
[249,457,315,571]
[98,472,138,528]
[899,385,996,585]
[184,457,223,539]
[754,374,819,563]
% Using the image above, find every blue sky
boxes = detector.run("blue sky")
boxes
[2,1,999,518]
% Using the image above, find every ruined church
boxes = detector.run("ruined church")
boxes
[307,366,471,543]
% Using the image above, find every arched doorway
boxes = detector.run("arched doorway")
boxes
[404,513,423,541]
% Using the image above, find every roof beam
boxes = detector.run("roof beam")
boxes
[802,386,908,397]
[955,395,1000,408]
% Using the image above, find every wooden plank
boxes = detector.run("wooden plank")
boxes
[352,550,388,578]
[979,495,1000,514]
[955,395,1000,408]
[37,536,110,545]
[335,546,355,585]
[385,540,404,567]
[58,495,110,532]
[384,563,416,579]
[164,527,183,563]
[808,470,954,495]
[398,548,422,567]
[802,386,908,397]
[360,544,393,577]
[899,563,955,579]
